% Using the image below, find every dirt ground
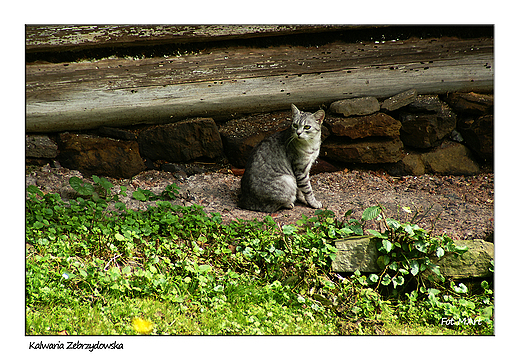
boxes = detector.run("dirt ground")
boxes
[26,162,494,242]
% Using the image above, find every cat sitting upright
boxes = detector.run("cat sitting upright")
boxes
[238,104,325,213]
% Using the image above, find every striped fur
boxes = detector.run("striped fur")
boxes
[238,104,325,213]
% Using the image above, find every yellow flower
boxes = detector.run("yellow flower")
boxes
[132,317,154,334]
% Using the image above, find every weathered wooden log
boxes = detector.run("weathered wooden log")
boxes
[25,24,357,53]
[26,37,493,133]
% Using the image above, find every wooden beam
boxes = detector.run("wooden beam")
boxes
[26,37,493,133]
[25,24,353,53]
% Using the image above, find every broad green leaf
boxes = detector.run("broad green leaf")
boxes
[69,177,94,196]
[428,264,445,282]
[376,255,390,269]
[132,189,147,201]
[382,239,393,253]
[414,240,428,253]
[481,280,489,290]
[481,306,494,320]
[392,275,405,288]
[368,229,387,239]
[386,218,401,230]
[93,175,114,191]
[436,247,445,258]
[33,221,45,229]
[453,282,468,294]
[368,274,379,283]
[198,264,212,273]
[27,185,43,197]
[79,269,88,278]
[282,224,297,236]
[381,274,392,286]
[403,224,415,235]
[361,206,381,221]
[410,260,420,276]
[455,245,469,254]
[388,261,399,271]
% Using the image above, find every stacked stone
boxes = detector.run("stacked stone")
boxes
[321,96,405,165]
[25,91,493,179]
[323,90,492,176]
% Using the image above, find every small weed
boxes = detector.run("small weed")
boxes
[25,178,493,335]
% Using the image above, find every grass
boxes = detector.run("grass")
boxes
[25,179,494,336]
[27,294,338,335]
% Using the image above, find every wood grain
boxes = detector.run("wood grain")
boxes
[26,36,493,132]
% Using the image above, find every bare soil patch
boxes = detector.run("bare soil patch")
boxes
[26,164,494,241]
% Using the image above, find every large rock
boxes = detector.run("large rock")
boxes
[446,92,493,115]
[387,153,426,176]
[421,141,480,175]
[321,138,404,164]
[219,112,291,168]
[329,97,380,117]
[458,114,493,162]
[381,89,418,112]
[332,236,379,272]
[26,134,58,158]
[435,239,494,278]
[58,133,146,178]
[406,94,450,114]
[139,118,223,162]
[399,96,457,148]
[325,113,401,139]
[332,236,494,279]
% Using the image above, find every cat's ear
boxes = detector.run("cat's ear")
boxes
[313,109,325,125]
[291,104,300,118]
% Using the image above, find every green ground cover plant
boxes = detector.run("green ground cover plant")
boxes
[25,176,494,335]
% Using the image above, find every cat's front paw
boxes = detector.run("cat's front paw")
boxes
[309,200,322,209]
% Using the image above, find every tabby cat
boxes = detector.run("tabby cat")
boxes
[238,104,325,213]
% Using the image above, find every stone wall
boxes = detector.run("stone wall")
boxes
[26,90,493,179]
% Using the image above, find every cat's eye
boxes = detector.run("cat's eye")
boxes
[292,123,298,129]
[304,125,311,130]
